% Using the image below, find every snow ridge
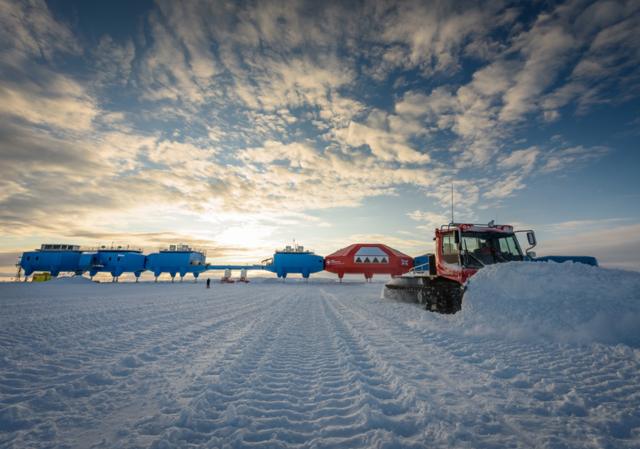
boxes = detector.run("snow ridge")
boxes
[460,262,640,346]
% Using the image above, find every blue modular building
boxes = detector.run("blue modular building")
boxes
[262,244,324,279]
[19,244,83,277]
[89,247,147,281]
[78,251,97,273]
[533,255,599,266]
[18,242,325,282]
[146,244,207,281]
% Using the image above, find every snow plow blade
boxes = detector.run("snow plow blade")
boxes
[383,275,464,314]
[383,276,424,302]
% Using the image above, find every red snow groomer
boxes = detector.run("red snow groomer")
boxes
[383,222,537,313]
[325,243,414,282]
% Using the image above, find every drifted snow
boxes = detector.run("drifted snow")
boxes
[0,269,638,448]
[460,262,640,347]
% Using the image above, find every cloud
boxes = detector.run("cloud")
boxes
[545,218,628,231]
[0,75,99,131]
[137,9,210,104]
[540,145,608,173]
[0,0,80,65]
[541,0,640,117]
[156,0,219,82]
[236,56,355,115]
[93,36,136,86]
[499,24,577,122]
[482,173,527,200]
[233,139,437,213]
[377,0,511,73]
[408,210,451,231]
[498,147,540,172]
[387,0,631,174]
[0,1,99,132]
[339,121,430,164]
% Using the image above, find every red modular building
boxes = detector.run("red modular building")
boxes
[324,243,414,281]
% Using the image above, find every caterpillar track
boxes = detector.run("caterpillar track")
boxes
[383,275,464,314]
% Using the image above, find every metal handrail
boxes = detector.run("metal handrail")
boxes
[158,247,208,255]
[406,262,431,275]
[440,221,503,230]
[274,248,315,254]
[83,245,144,252]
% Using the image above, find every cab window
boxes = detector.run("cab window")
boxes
[441,232,459,264]
[497,235,522,259]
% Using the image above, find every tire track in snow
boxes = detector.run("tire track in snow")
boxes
[321,286,538,448]
[148,285,427,448]
[81,286,292,449]
[83,289,289,448]
[326,284,640,449]
[0,284,289,449]
[146,286,302,448]
[314,291,425,448]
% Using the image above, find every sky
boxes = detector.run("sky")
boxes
[1,0,639,278]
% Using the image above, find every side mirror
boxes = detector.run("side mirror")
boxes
[454,231,460,244]
[526,251,537,259]
[526,231,536,246]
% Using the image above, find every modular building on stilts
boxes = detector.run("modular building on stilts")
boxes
[324,243,413,281]
[90,246,146,282]
[146,244,207,282]
[262,244,324,279]
[19,244,84,278]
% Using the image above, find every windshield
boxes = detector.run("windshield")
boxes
[460,232,523,267]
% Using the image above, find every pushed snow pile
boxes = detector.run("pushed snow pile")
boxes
[459,262,640,347]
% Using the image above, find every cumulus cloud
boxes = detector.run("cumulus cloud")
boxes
[0,75,99,131]
[499,25,577,122]
[543,2,640,116]
[498,147,540,172]
[340,121,430,164]
[377,0,511,73]
[408,210,451,231]
[0,0,80,64]
[540,145,609,173]
[233,139,438,213]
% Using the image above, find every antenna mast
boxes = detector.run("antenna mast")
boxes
[450,182,454,224]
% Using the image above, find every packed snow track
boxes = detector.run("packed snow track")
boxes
[1,274,639,448]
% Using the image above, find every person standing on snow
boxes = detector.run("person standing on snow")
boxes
[206,278,211,289]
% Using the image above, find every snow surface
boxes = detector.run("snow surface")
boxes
[1,265,639,448]
[460,262,640,347]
